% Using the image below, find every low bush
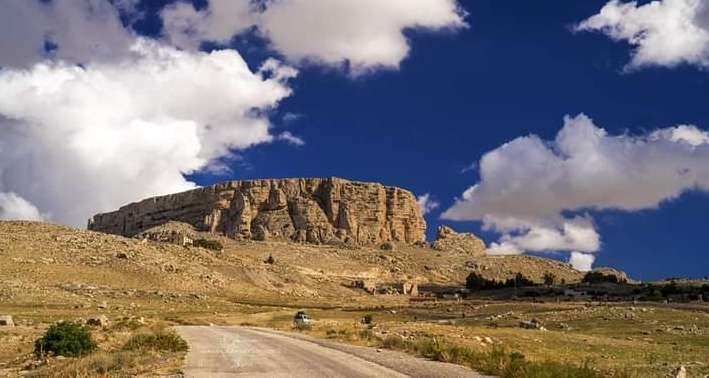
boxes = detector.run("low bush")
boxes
[192,238,223,251]
[122,331,188,352]
[362,313,374,325]
[26,351,133,378]
[380,336,604,378]
[357,329,377,342]
[34,321,97,358]
[382,335,407,349]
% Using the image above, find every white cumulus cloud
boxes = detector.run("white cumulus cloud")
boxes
[417,193,441,215]
[277,131,306,146]
[576,0,709,69]
[569,252,596,272]
[160,0,467,73]
[442,114,709,270]
[0,0,135,68]
[161,0,255,50]
[0,192,45,221]
[0,39,296,226]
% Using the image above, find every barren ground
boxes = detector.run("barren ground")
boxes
[0,221,707,377]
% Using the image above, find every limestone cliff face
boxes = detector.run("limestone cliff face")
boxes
[88,177,426,245]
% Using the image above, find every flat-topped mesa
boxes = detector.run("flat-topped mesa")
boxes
[88,177,426,246]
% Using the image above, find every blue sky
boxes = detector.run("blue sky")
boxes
[1,0,708,280]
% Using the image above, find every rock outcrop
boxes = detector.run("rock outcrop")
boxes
[432,226,486,256]
[88,177,426,246]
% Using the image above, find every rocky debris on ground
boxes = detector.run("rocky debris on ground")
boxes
[520,319,547,331]
[0,315,14,327]
[137,221,196,247]
[380,242,395,251]
[88,177,426,246]
[432,226,485,256]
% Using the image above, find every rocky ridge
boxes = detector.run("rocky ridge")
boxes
[88,177,426,246]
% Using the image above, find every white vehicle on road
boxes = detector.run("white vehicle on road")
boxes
[294,310,312,328]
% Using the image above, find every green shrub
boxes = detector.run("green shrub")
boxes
[362,313,374,325]
[34,321,97,358]
[122,331,188,352]
[193,238,223,251]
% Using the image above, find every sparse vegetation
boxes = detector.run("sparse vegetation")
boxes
[192,238,223,251]
[386,337,604,378]
[543,272,556,286]
[265,254,275,264]
[34,321,97,358]
[2,222,707,377]
[27,351,134,378]
[123,331,188,352]
[362,313,374,325]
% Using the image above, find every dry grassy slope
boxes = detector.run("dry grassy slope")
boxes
[0,221,584,307]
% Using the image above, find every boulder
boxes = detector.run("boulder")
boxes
[354,279,377,295]
[401,281,419,296]
[253,225,270,241]
[432,226,486,256]
[86,315,109,327]
[0,315,14,327]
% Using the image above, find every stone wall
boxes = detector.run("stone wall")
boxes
[88,177,426,245]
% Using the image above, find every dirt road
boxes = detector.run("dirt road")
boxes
[176,326,484,378]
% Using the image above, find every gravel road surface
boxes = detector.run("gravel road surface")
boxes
[176,326,485,378]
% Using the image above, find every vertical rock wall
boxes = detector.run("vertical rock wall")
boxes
[88,177,426,245]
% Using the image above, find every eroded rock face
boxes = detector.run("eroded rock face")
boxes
[432,225,486,256]
[88,177,426,246]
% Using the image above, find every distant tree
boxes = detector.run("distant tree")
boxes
[466,272,536,291]
[507,273,535,288]
[466,272,493,290]
[582,271,625,284]
[543,272,556,286]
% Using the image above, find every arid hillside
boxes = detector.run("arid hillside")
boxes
[0,221,586,307]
